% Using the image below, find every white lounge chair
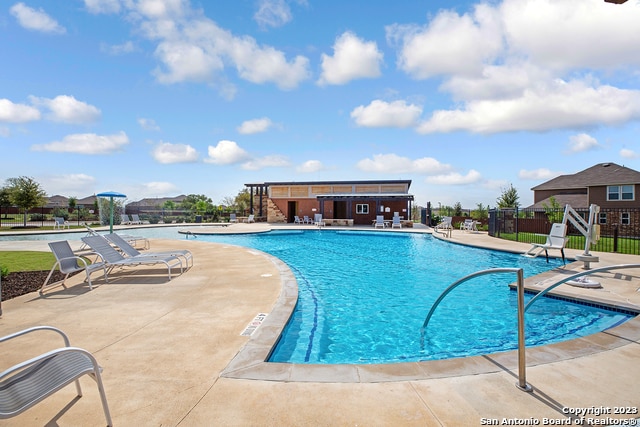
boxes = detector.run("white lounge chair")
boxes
[41,241,107,294]
[81,235,183,281]
[131,214,147,224]
[374,215,386,228]
[434,216,453,237]
[244,214,255,223]
[523,223,568,264]
[120,213,132,224]
[303,215,313,224]
[229,213,238,223]
[294,216,303,224]
[460,219,477,232]
[53,217,70,229]
[391,215,402,229]
[314,213,325,227]
[0,326,112,426]
[104,232,193,269]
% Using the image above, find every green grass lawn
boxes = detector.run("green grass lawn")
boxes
[0,251,56,274]
[499,233,639,255]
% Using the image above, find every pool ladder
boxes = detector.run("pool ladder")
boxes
[421,263,640,393]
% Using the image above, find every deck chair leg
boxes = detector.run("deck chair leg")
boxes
[544,250,549,263]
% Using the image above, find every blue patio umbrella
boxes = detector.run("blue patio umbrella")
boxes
[96,191,127,233]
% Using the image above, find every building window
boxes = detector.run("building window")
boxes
[607,185,635,201]
[356,204,369,214]
[599,212,607,224]
[621,212,630,225]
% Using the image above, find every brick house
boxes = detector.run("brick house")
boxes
[529,162,640,233]
[245,180,414,225]
[530,162,640,210]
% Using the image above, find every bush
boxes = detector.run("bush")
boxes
[30,213,46,221]
[1,264,8,279]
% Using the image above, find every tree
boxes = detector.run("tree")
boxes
[472,203,488,220]
[68,196,77,212]
[496,184,520,209]
[4,176,47,226]
[542,196,563,223]
[453,202,463,216]
[0,187,11,218]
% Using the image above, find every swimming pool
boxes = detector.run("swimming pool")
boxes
[2,227,632,364]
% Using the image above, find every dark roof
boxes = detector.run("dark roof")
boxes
[126,195,187,207]
[527,194,588,210]
[532,163,640,191]
[245,179,412,188]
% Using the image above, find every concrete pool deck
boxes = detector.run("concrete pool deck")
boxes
[0,224,639,426]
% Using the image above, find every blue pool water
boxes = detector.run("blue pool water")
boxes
[2,227,632,364]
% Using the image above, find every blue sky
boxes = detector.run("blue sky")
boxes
[1,0,639,209]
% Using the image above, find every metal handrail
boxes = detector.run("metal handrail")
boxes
[525,263,640,312]
[421,268,531,391]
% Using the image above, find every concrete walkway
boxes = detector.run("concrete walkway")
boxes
[0,226,639,426]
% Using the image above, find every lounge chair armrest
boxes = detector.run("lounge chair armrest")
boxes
[0,326,71,347]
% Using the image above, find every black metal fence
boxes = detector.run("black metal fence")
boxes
[489,207,640,255]
[0,206,97,229]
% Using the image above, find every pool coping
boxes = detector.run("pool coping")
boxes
[221,241,640,383]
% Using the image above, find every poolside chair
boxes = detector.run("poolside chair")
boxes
[244,214,255,223]
[391,215,402,229]
[460,219,477,232]
[82,224,150,250]
[314,214,325,227]
[0,326,112,426]
[41,241,107,294]
[294,216,303,224]
[523,223,568,264]
[229,213,238,223]
[131,214,147,224]
[374,215,386,229]
[303,215,313,224]
[81,235,183,281]
[434,217,453,237]
[104,232,193,269]
[120,213,132,224]
[53,217,70,230]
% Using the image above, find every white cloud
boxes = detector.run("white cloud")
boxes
[42,173,96,196]
[10,2,66,34]
[31,131,129,154]
[101,41,136,55]
[139,181,180,196]
[237,117,273,134]
[0,98,41,123]
[318,32,383,86]
[29,95,101,124]
[351,100,422,128]
[356,153,451,174]
[241,155,290,170]
[518,168,562,180]
[417,80,640,134]
[296,160,324,173]
[254,0,292,29]
[567,133,602,153]
[387,4,502,79]
[127,2,311,91]
[425,170,483,185]
[152,142,198,164]
[620,148,638,159]
[83,0,121,14]
[138,118,160,131]
[204,140,251,165]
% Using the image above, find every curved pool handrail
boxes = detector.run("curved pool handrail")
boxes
[524,263,640,312]
[421,267,523,332]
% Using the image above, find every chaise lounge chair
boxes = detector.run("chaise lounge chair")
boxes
[374,215,386,229]
[391,215,402,229]
[523,223,568,264]
[244,214,255,223]
[229,213,238,223]
[41,241,107,294]
[314,213,325,227]
[104,232,193,269]
[460,218,477,233]
[0,326,112,426]
[82,224,150,250]
[81,235,183,281]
